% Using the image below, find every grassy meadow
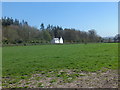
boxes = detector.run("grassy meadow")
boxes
[2,43,118,88]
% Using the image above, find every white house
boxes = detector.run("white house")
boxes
[59,37,63,43]
[51,37,63,44]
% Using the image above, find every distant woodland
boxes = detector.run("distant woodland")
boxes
[1,17,119,45]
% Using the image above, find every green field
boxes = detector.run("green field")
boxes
[2,43,118,87]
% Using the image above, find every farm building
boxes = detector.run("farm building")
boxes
[51,37,63,44]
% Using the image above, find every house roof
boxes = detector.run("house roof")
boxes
[53,38,59,41]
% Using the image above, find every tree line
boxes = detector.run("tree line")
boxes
[2,17,103,45]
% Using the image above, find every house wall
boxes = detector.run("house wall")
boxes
[55,40,60,43]
[51,39,59,43]
[59,38,63,44]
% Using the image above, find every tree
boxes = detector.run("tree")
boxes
[46,24,51,31]
[88,29,97,42]
[2,16,102,45]
[40,23,44,30]
[43,30,51,42]
[114,34,120,42]
[14,19,19,26]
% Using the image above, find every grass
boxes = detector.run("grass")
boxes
[2,43,118,87]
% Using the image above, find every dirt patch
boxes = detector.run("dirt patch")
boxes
[2,69,118,88]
